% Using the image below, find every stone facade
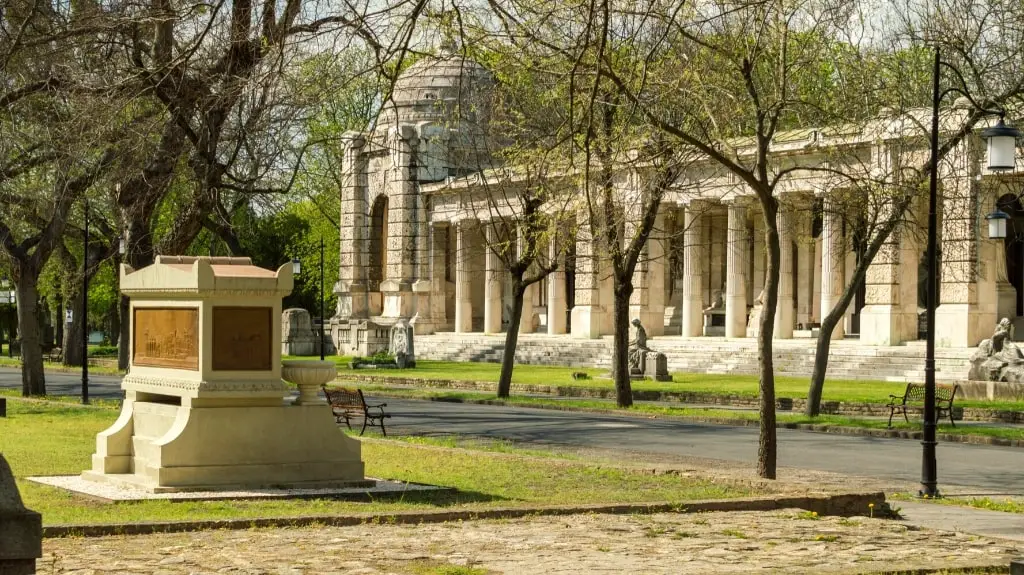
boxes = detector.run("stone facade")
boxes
[331,51,1023,352]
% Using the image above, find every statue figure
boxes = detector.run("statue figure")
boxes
[628,318,653,374]
[390,319,416,368]
[704,290,725,313]
[969,318,1024,382]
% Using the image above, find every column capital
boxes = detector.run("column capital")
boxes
[722,194,756,208]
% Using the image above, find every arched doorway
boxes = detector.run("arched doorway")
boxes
[998,194,1024,316]
[368,196,389,291]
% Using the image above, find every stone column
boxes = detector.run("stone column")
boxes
[380,125,418,318]
[0,455,42,575]
[483,226,503,334]
[796,208,814,328]
[571,213,606,338]
[935,139,996,347]
[629,211,666,336]
[725,200,750,338]
[454,220,473,333]
[518,228,535,334]
[428,222,449,329]
[547,241,567,334]
[334,133,369,320]
[775,204,795,339]
[681,201,707,337]
[819,196,846,340]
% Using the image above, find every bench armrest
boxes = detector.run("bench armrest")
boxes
[365,402,387,409]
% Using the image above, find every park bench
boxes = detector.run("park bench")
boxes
[44,347,62,363]
[321,385,391,436]
[887,382,960,428]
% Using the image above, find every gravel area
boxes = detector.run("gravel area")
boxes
[28,475,447,502]
[41,509,1020,574]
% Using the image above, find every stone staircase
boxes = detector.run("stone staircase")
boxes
[415,333,973,382]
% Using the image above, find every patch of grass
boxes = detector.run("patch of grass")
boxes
[814,534,839,542]
[0,358,122,375]
[891,492,1024,514]
[408,561,488,575]
[0,398,750,526]
[721,529,748,539]
[362,387,1024,442]
[796,510,820,520]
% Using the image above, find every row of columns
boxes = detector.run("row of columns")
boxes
[454,222,569,335]
[448,195,850,340]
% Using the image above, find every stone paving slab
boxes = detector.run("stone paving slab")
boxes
[28,475,449,502]
[40,509,1019,574]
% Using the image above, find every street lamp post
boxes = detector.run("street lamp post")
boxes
[923,48,1022,498]
[82,201,90,405]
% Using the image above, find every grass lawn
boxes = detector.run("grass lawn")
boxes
[318,357,1024,411]
[0,399,748,526]
[360,386,1024,442]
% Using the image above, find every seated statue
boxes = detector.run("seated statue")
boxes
[704,290,725,314]
[628,318,652,374]
[969,318,1024,382]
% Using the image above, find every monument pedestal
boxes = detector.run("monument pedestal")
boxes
[84,256,366,493]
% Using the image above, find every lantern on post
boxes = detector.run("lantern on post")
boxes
[981,117,1023,172]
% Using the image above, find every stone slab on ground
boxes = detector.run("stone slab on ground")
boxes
[27,475,449,502]
[40,509,1019,574]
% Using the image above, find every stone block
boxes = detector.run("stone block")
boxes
[0,455,42,575]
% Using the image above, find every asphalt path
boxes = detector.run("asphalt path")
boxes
[2,368,1022,492]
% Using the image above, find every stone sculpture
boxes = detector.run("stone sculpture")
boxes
[281,308,318,356]
[704,290,725,313]
[969,318,1024,382]
[390,318,416,368]
[0,454,42,575]
[628,318,670,381]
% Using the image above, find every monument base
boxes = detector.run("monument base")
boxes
[86,399,365,493]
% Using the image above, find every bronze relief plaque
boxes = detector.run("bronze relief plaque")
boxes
[133,308,199,370]
[212,307,272,371]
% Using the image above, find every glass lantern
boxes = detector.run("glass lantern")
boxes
[291,258,302,275]
[981,118,1022,172]
[987,209,1010,240]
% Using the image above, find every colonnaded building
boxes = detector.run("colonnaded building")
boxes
[326,50,1024,382]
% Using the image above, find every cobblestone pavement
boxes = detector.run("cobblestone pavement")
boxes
[41,509,1019,574]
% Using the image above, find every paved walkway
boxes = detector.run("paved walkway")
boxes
[39,509,1020,574]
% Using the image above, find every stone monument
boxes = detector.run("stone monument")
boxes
[969,317,1024,383]
[0,454,41,575]
[628,318,670,381]
[390,318,416,368]
[281,308,318,356]
[83,256,365,492]
[703,290,726,336]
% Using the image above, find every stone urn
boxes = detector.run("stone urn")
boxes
[281,360,336,406]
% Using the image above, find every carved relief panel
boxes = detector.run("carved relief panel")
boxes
[212,307,272,371]
[133,308,200,370]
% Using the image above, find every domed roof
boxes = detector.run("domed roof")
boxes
[379,49,494,127]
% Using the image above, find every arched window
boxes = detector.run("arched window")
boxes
[368,196,389,290]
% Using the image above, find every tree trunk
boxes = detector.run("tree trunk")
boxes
[612,279,634,408]
[757,201,781,480]
[16,275,45,396]
[806,255,870,416]
[497,281,526,398]
[117,295,130,370]
[108,302,120,347]
[62,285,86,367]
[54,295,64,348]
